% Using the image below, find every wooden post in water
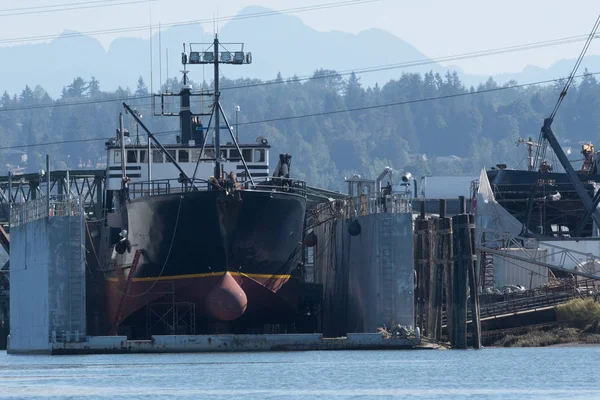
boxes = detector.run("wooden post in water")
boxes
[450,196,465,345]
[440,200,453,345]
[415,202,431,335]
[428,200,451,342]
[468,213,482,349]
[452,211,469,349]
[427,218,442,341]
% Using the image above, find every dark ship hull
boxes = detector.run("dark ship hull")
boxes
[487,168,600,237]
[104,188,307,330]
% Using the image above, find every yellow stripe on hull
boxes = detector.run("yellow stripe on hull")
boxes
[106,271,293,283]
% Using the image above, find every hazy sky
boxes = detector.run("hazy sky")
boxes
[1,0,599,75]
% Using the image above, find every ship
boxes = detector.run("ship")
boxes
[86,36,309,337]
[481,17,600,242]
[485,138,600,238]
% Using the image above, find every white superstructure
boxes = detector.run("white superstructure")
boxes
[104,139,270,191]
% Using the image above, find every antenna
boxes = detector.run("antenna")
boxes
[184,37,253,185]
[159,21,162,91]
[149,1,153,95]
[166,48,169,90]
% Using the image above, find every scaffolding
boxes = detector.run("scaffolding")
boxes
[146,302,196,336]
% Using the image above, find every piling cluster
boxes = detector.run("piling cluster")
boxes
[414,197,481,349]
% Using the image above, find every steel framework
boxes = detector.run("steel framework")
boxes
[0,170,105,225]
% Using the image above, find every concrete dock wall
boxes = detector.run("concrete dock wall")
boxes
[9,217,51,352]
[45,333,420,354]
[9,197,86,353]
[314,213,414,337]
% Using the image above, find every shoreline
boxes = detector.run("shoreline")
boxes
[487,298,600,348]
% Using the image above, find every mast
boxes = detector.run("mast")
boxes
[213,36,221,180]
[180,43,192,144]
[152,35,254,184]
[517,137,539,172]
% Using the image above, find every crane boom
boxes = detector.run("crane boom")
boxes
[540,118,600,228]
[522,14,600,237]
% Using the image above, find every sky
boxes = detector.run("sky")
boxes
[0,0,599,76]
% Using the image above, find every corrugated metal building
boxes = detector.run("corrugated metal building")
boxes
[493,249,549,290]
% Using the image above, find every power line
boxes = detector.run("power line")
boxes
[0,0,154,17]
[0,0,126,12]
[0,130,178,150]
[237,71,600,126]
[2,33,599,113]
[0,0,378,45]
[2,72,598,151]
[0,95,153,112]
[220,33,600,91]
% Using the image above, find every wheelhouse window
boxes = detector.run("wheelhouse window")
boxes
[167,150,176,161]
[203,149,215,159]
[139,150,148,163]
[152,150,164,163]
[220,149,227,159]
[114,150,121,164]
[242,149,252,162]
[230,149,241,160]
[179,150,189,163]
[254,149,265,162]
[191,149,202,162]
[127,150,138,163]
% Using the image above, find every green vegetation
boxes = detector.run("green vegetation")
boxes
[2,69,600,190]
[494,298,600,347]
[556,297,600,329]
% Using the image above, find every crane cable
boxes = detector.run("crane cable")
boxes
[534,14,600,171]
[550,14,600,121]
[523,14,600,236]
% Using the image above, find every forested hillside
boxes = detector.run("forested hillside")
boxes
[1,69,599,191]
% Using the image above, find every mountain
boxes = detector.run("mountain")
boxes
[1,5,598,97]
[0,6,447,97]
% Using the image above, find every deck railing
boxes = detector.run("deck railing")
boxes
[128,177,307,199]
[10,194,84,227]
[343,192,412,218]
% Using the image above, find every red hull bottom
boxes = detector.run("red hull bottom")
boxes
[105,272,299,332]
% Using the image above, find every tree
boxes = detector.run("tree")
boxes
[135,76,148,97]
[1,91,11,108]
[88,77,101,98]
[310,69,344,93]
[19,85,34,105]
[64,77,87,98]
[344,72,365,109]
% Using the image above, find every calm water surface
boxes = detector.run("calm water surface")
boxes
[0,347,599,399]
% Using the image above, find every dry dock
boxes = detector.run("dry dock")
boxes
[4,172,425,354]
[8,333,422,355]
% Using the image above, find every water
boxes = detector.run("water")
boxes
[1,347,599,399]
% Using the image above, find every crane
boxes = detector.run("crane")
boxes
[522,14,600,237]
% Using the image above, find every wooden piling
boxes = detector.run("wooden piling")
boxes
[452,213,469,349]
[427,217,443,341]
[415,215,432,335]
[428,200,451,342]
[468,213,482,349]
